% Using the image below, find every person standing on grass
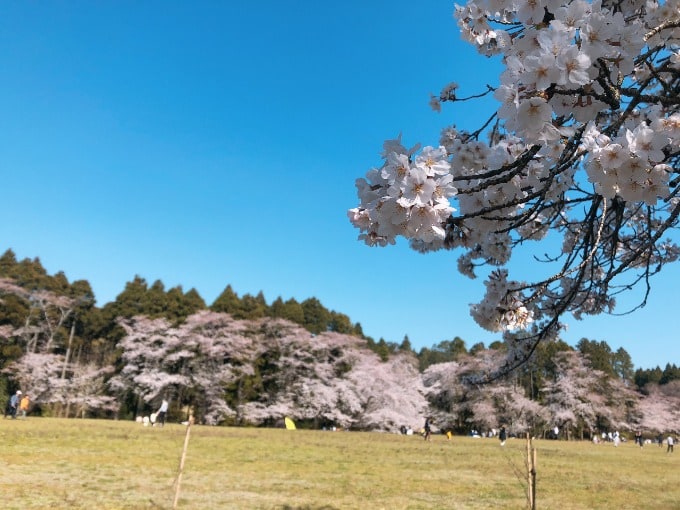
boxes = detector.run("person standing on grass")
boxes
[634,430,643,447]
[156,398,169,427]
[5,390,21,419]
[667,435,674,453]
[499,426,507,447]
[19,394,30,419]
[423,417,432,441]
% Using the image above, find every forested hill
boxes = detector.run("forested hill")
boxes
[1,248,679,434]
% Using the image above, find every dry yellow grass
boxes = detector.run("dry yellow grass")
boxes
[0,418,677,509]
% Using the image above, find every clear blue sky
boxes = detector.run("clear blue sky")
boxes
[1,1,676,370]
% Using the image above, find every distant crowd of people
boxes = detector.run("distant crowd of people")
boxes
[2,394,678,452]
[590,429,676,452]
[402,418,676,453]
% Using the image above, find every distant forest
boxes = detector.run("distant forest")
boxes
[1,248,679,434]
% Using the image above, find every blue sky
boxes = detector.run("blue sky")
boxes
[1,1,676,370]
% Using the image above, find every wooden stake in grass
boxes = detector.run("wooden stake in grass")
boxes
[173,413,194,509]
[526,434,537,510]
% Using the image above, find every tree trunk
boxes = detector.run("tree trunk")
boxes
[61,320,76,379]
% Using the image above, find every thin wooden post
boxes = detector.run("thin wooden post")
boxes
[532,446,537,509]
[173,413,194,509]
[526,434,537,510]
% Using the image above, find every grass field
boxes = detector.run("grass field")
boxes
[0,418,677,509]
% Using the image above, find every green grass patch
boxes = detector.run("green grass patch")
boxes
[0,418,677,509]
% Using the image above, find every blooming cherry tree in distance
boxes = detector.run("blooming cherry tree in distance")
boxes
[637,380,680,432]
[423,350,546,434]
[349,0,680,374]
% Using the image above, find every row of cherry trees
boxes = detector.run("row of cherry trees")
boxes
[5,296,679,435]
[0,251,678,434]
[108,312,427,428]
[0,249,366,418]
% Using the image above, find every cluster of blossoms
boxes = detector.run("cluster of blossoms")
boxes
[349,0,680,368]
[470,269,534,332]
[348,143,457,247]
[584,117,678,204]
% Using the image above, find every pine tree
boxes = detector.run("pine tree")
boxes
[211,285,242,315]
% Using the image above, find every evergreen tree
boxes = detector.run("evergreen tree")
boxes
[164,286,207,322]
[146,280,169,317]
[375,338,390,362]
[611,347,634,381]
[182,288,207,314]
[577,338,615,377]
[69,279,96,303]
[301,297,330,334]
[399,335,412,353]
[0,251,52,291]
[418,337,467,370]
[211,285,242,315]
[270,297,286,318]
[328,311,353,334]
[0,293,30,329]
[238,292,268,320]
[469,342,485,355]
[517,338,572,401]
[106,276,150,318]
[660,363,680,385]
[0,249,18,274]
[635,366,663,388]
[280,298,305,325]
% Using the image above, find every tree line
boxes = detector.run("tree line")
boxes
[0,249,678,436]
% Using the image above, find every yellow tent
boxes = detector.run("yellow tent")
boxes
[284,417,296,430]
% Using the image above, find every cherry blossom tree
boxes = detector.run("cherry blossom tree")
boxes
[638,380,680,432]
[423,350,546,435]
[4,351,116,417]
[349,0,680,374]
[225,322,427,431]
[422,360,468,429]
[109,311,262,424]
[0,278,74,354]
[61,363,117,418]
[6,352,66,404]
[239,327,371,429]
[346,350,427,431]
[541,350,608,438]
